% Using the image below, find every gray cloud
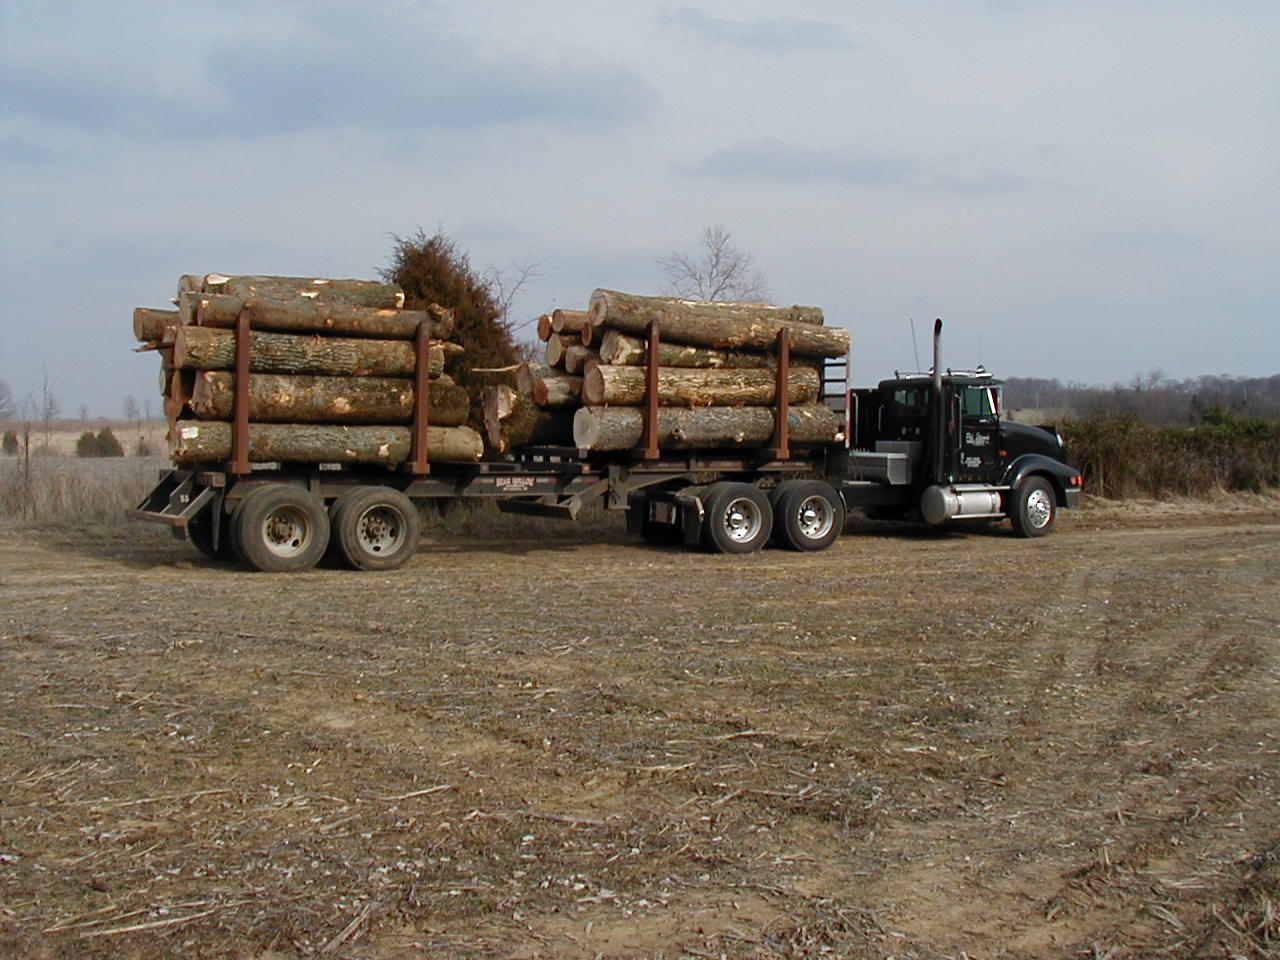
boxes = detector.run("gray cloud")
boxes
[662,7,852,52]
[0,4,656,139]
[690,138,1031,195]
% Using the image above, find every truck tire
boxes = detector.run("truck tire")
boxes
[330,486,420,570]
[772,480,845,552]
[188,505,234,560]
[1008,475,1056,538]
[231,484,330,572]
[701,482,772,554]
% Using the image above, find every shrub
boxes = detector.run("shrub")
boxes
[2,430,17,456]
[75,427,125,458]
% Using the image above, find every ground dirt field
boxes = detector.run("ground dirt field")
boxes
[1,494,1278,959]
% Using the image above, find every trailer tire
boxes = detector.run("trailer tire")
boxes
[701,482,772,554]
[188,506,234,560]
[772,480,844,552]
[330,486,420,570]
[231,484,330,572]
[1009,475,1056,538]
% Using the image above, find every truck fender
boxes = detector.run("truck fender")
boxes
[1002,455,1076,504]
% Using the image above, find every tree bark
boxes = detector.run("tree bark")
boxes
[551,308,590,334]
[482,388,574,453]
[515,361,552,396]
[544,333,577,368]
[173,326,461,377]
[180,291,454,340]
[582,364,820,407]
[594,327,817,370]
[170,422,483,465]
[587,290,846,358]
[531,374,582,408]
[201,273,405,309]
[573,404,843,451]
[562,344,597,375]
[189,372,469,426]
[134,307,180,342]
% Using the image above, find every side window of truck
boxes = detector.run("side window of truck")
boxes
[961,386,999,422]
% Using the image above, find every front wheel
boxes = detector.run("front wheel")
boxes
[330,486,420,570]
[1008,476,1056,538]
[701,482,772,554]
[231,484,330,572]
[772,480,845,552]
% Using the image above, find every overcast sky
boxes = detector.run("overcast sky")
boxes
[2,0,1277,417]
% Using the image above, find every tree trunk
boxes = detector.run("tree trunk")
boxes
[173,326,461,377]
[133,307,180,342]
[536,313,555,341]
[594,327,817,370]
[573,404,842,451]
[563,345,597,375]
[587,290,846,358]
[180,291,454,339]
[170,422,483,465]
[582,364,820,406]
[531,374,582,407]
[544,333,577,368]
[189,372,469,425]
[482,388,574,453]
[551,308,590,334]
[201,273,405,309]
[516,361,552,396]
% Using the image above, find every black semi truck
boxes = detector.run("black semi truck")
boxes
[132,321,1082,571]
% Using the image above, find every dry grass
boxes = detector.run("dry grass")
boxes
[1,498,1277,958]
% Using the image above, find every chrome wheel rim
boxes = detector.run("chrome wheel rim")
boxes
[796,495,835,540]
[721,497,764,543]
[1026,488,1053,529]
[356,505,405,555]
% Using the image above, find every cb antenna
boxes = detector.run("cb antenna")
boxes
[910,318,922,371]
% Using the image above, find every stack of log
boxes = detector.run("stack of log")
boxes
[483,289,850,454]
[131,273,485,466]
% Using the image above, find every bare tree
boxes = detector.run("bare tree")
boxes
[123,394,139,422]
[39,367,60,451]
[657,224,769,302]
[0,379,13,419]
[485,254,550,336]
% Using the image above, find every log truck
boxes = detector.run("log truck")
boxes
[131,320,1082,570]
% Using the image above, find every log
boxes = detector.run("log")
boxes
[587,290,846,358]
[582,365,820,407]
[590,290,825,328]
[173,326,462,377]
[170,422,483,465]
[134,307,180,342]
[531,374,582,408]
[176,275,204,301]
[482,387,574,453]
[515,361,552,396]
[573,404,843,452]
[551,308,590,334]
[180,291,454,340]
[189,372,469,426]
[468,364,526,388]
[544,333,577,368]
[201,273,405,309]
[562,344,598,375]
[595,328,816,370]
[536,314,554,341]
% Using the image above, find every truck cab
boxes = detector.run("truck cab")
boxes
[843,325,1082,536]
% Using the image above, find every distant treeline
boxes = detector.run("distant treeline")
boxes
[1004,373,1280,424]
[1001,373,1280,498]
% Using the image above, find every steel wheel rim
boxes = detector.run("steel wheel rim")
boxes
[796,495,835,540]
[260,506,311,558]
[356,505,405,555]
[1026,488,1053,529]
[721,497,763,543]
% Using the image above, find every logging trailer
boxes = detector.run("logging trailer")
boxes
[131,320,1082,571]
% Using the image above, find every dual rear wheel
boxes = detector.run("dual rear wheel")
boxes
[697,480,845,554]
[218,484,420,572]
